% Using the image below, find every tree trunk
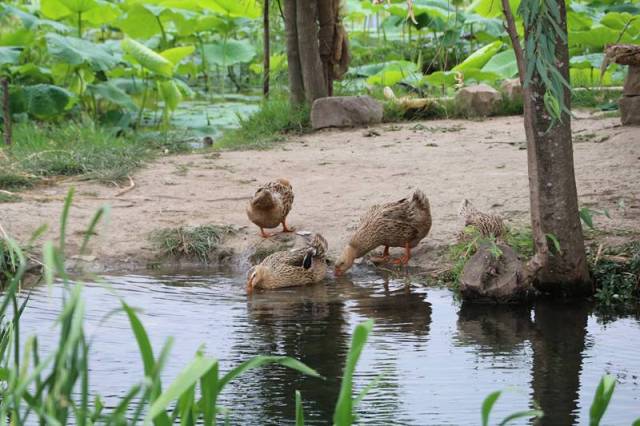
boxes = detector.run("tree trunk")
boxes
[2,77,11,146]
[296,0,327,102]
[283,0,305,105]
[502,0,591,295]
[317,0,335,96]
[263,0,270,98]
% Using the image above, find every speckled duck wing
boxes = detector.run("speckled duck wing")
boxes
[261,250,317,287]
[267,181,294,217]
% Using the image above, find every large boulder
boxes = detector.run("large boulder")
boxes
[619,96,640,125]
[455,84,501,117]
[623,65,640,96]
[311,96,383,129]
[500,78,523,102]
[459,243,534,303]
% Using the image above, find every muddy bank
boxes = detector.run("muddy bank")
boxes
[2,113,639,274]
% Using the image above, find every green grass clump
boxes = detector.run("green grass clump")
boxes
[572,88,622,110]
[216,98,310,150]
[0,192,21,203]
[0,122,152,188]
[590,241,640,310]
[150,224,235,262]
[443,226,534,286]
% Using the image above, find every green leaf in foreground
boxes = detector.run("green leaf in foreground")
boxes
[219,355,322,389]
[589,375,616,426]
[295,390,304,426]
[481,390,501,426]
[121,38,173,77]
[333,319,374,426]
[147,355,218,421]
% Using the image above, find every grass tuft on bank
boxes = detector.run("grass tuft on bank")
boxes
[150,224,235,262]
[216,99,310,150]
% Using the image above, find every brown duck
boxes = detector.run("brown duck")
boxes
[458,199,505,239]
[246,178,294,238]
[246,234,328,293]
[335,189,432,274]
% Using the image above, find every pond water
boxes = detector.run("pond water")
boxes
[170,97,260,139]
[20,270,640,425]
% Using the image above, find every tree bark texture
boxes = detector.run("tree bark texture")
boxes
[283,0,305,105]
[296,0,328,102]
[263,0,270,98]
[502,0,591,295]
[2,78,11,146]
[317,0,336,95]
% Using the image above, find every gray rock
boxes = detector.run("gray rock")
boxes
[623,65,640,96]
[619,95,640,125]
[455,84,502,117]
[459,243,533,303]
[311,96,383,129]
[500,78,523,102]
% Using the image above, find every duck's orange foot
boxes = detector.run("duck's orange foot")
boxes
[391,243,411,265]
[391,256,410,265]
[260,228,273,238]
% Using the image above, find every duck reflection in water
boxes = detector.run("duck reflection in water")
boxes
[232,268,431,424]
[456,301,590,426]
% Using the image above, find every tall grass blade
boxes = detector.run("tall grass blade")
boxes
[333,319,374,426]
[79,205,110,255]
[59,187,75,253]
[498,409,544,425]
[105,384,142,426]
[146,355,217,422]
[122,302,155,377]
[198,362,219,426]
[354,374,383,408]
[589,375,616,426]
[295,390,304,426]
[481,391,501,426]
[219,356,322,389]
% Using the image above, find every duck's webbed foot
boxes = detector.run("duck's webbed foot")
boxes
[391,243,411,265]
[260,228,273,238]
[281,220,295,233]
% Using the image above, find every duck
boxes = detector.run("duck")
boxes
[246,234,328,293]
[246,178,294,238]
[457,199,505,239]
[334,189,432,275]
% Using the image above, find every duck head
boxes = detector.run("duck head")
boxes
[334,245,357,276]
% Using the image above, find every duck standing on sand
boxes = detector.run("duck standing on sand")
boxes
[246,234,329,293]
[457,199,505,239]
[334,189,432,275]
[246,178,294,238]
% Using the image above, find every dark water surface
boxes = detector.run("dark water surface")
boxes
[20,270,640,425]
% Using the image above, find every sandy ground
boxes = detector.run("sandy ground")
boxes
[2,113,639,273]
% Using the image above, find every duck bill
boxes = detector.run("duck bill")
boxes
[334,267,343,277]
[246,277,255,294]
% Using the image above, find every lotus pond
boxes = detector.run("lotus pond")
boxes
[20,269,640,425]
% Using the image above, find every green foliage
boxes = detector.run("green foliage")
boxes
[519,0,571,124]
[150,225,235,262]
[203,39,256,67]
[0,121,152,188]
[216,98,311,150]
[590,375,616,426]
[333,319,374,426]
[481,390,543,425]
[590,241,640,310]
